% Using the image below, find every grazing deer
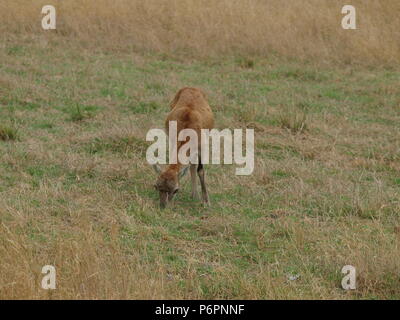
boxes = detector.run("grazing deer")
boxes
[153,87,214,209]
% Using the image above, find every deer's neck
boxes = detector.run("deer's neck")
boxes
[166,164,182,175]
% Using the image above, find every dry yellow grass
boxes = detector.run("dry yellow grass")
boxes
[1,0,399,65]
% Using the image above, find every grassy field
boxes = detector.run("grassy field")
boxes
[0,1,399,299]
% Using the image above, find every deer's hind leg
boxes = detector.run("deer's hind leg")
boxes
[197,160,210,206]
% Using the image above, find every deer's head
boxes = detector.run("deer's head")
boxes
[153,165,188,209]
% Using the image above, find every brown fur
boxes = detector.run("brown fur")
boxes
[154,87,214,208]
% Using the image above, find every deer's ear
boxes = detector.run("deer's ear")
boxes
[178,166,189,179]
[152,164,162,174]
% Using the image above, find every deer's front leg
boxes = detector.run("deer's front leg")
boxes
[190,164,199,200]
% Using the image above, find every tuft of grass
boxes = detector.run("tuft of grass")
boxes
[278,109,308,135]
[235,57,255,69]
[68,104,99,122]
[69,104,85,122]
[0,125,18,141]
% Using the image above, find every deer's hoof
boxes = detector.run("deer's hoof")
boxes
[202,200,211,207]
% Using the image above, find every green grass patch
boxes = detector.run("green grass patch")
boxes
[0,124,18,141]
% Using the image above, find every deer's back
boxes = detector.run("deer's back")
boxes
[166,88,214,132]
